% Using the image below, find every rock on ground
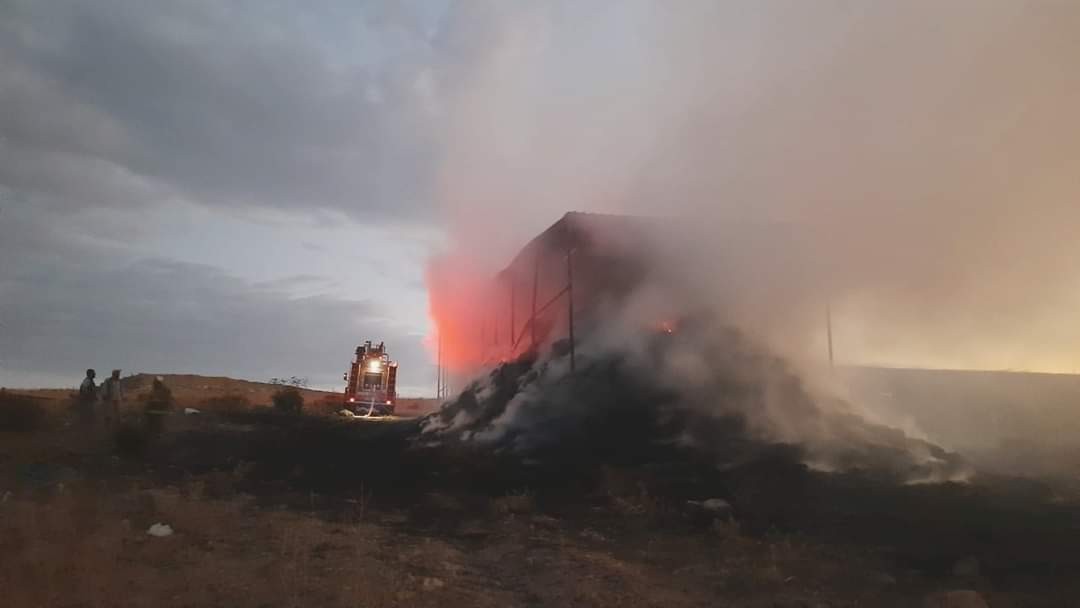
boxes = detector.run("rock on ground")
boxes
[923,590,990,608]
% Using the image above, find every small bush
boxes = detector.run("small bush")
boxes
[269,376,309,388]
[0,390,48,432]
[272,387,304,414]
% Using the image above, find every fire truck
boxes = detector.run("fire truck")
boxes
[343,341,398,415]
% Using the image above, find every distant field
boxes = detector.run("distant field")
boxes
[841,366,1080,476]
[12,366,1079,457]
[9,373,441,418]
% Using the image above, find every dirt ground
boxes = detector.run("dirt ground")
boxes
[2,386,1078,607]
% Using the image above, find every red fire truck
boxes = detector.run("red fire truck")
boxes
[343,341,398,416]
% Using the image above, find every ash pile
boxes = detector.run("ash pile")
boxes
[421,315,969,484]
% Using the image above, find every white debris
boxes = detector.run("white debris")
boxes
[147,523,174,537]
[923,590,989,608]
[688,498,733,517]
[421,577,445,591]
[701,498,731,511]
[338,409,356,418]
[184,408,201,415]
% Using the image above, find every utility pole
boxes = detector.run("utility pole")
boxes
[826,302,834,370]
[436,330,442,399]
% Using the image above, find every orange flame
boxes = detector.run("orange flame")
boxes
[426,253,506,376]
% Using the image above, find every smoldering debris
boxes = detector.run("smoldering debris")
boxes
[422,315,970,483]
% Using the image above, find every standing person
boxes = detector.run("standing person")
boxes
[144,376,173,436]
[100,369,123,429]
[77,368,98,426]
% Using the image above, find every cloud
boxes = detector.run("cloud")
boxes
[11,0,1077,395]
[0,1,454,391]
[0,0,445,219]
[0,208,433,392]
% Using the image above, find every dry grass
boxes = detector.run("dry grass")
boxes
[598,467,664,519]
[0,481,475,608]
[0,469,905,608]
[197,394,252,415]
[0,391,1035,607]
[311,393,346,415]
[491,488,535,516]
[13,375,335,412]
[0,390,52,432]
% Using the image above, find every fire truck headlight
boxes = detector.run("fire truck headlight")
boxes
[348,397,355,403]
[367,360,382,372]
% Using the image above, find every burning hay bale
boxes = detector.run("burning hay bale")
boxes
[422,315,970,483]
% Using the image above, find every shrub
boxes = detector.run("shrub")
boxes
[0,390,48,432]
[272,387,304,415]
[269,376,309,389]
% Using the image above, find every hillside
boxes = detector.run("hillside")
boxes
[11,373,440,417]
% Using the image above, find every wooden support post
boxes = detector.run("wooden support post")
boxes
[531,251,539,348]
[567,247,576,373]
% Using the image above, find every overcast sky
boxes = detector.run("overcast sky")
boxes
[3,1,1080,393]
[0,0,475,392]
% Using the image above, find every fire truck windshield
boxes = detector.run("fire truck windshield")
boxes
[361,372,383,389]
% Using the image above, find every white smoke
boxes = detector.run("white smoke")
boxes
[425,275,971,481]
[435,0,1080,373]
[426,1,1080,475]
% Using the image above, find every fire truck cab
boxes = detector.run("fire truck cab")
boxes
[343,341,398,416]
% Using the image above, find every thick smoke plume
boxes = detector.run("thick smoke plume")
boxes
[426,1,1080,472]
[432,0,1080,370]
